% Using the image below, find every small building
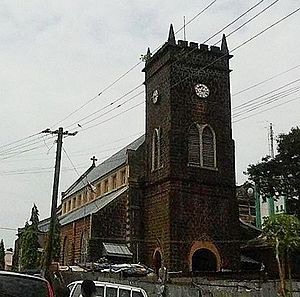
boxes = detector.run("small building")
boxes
[236,183,256,226]
[4,249,13,271]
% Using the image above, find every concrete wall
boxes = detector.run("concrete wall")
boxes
[61,272,300,297]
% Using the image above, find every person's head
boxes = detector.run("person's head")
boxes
[81,280,96,297]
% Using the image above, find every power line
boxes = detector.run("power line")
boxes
[62,3,289,134]
[79,101,144,132]
[49,1,219,130]
[233,85,300,117]
[204,0,265,43]
[0,132,143,161]
[233,64,300,96]
[213,0,280,45]
[233,95,300,124]
[230,6,300,53]
[65,90,144,130]
[174,0,218,36]
[0,134,54,156]
[233,78,300,111]
[2,4,298,160]
[0,132,42,150]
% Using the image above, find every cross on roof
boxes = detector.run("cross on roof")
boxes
[91,156,97,166]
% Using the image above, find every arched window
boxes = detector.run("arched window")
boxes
[201,125,216,168]
[187,124,217,169]
[188,124,200,165]
[152,128,161,170]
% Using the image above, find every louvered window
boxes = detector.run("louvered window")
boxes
[188,124,200,165]
[202,126,215,168]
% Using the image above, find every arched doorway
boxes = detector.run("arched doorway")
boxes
[189,241,221,272]
[192,248,217,272]
[153,249,162,275]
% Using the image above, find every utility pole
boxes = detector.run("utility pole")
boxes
[270,122,275,158]
[42,127,77,278]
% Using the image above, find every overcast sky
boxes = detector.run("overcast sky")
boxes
[1,0,299,248]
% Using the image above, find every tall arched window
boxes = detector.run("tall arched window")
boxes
[201,125,216,168]
[152,128,161,170]
[187,124,217,169]
[188,124,200,165]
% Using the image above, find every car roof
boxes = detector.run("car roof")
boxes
[0,271,48,283]
[68,280,145,291]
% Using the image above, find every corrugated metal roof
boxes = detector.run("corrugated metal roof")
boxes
[103,242,133,258]
[63,135,144,198]
[59,186,128,226]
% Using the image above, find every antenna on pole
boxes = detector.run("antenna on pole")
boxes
[183,16,186,41]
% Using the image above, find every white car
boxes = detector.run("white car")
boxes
[68,280,148,297]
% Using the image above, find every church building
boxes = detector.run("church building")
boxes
[58,25,240,273]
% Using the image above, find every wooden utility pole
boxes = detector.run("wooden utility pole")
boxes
[42,127,77,277]
[270,122,275,158]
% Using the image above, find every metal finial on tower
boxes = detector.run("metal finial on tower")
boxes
[168,24,176,45]
[221,34,229,53]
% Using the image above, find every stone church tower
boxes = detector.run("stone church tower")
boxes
[142,25,240,272]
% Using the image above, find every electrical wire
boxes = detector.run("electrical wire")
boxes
[65,90,144,130]
[233,85,300,117]
[0,132,43,150]
[49,0,219,130]
[233,79,300,111]
[0,134,54,156]
[2,5,299,160]
[62,2,289,134]
[233,95,300,124]
[232,64,300,96]
[203,0,265,43]
[0,132,143,161]
[213,0,280,45]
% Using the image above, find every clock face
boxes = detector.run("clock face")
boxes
[194,83,210,98]
[152,89,159,104]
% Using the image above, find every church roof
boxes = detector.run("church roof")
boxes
[59,186,128,226]
[63,135,145,199]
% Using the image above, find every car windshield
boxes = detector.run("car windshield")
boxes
[0,274,49,297]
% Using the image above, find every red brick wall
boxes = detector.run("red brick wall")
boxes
[60,217,90,265]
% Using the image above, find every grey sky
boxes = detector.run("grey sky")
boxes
[1,0,299,248]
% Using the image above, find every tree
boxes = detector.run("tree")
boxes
[247,127,300,217]
[263,214,300,297]
[20,205,40,270]
[0,239,5,270]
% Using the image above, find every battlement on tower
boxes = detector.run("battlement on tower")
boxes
[176,39,223,54]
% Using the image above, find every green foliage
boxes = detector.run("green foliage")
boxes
[263,214,300,252]
[263,214,300,296]
[0,239,5,270]
[52,217,61,261]
[20,221,40,270]
[247,127,300,216]
[20,204,41,270]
